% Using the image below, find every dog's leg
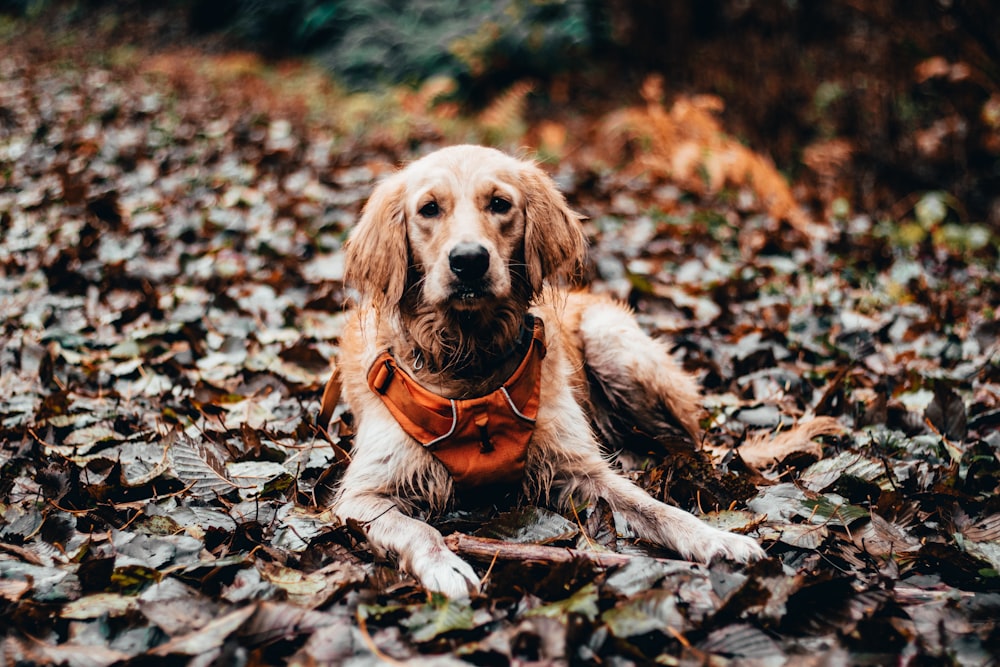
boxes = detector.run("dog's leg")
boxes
[577,298,704,444]
[333,419,479,598]
[565,464,766,563]
[534,400,765,563]
[335,490,480,598]
[560,300,764,561]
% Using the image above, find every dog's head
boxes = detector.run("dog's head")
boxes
[345,145,586,317]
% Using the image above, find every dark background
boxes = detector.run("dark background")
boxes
[5,0,1000,223]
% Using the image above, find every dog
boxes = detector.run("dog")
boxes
[326,145,765,598]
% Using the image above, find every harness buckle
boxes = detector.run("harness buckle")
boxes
[373,358,396,395]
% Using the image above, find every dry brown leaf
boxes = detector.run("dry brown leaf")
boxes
[735,417,844,470]
[851,514,921,557]
[318,364,343,430]
[0,579,31,602]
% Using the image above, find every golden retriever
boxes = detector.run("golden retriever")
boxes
[330,145,764,597]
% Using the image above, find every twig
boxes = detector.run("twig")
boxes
[479,547,501,591]
[444,533,694,569]
[892,585,977,605]
[356,608,406,666]
[568,496,595,551]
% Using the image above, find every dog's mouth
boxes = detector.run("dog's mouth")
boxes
[448,281,492,308]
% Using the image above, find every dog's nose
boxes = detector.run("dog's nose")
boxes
[448,243,490,281]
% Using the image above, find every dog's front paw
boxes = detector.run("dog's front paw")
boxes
[691,527,766,564]
[410,545,481,598]
[712,530,766,563]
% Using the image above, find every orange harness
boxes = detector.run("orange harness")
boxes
[366,317,546,488]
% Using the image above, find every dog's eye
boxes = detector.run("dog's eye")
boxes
[489,196,512,214]
[418,201,440,218]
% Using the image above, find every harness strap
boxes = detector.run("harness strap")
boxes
[366,317,546,487]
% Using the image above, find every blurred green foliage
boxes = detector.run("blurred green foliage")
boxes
[3,0,997,220]
[0,0,48,16]
[188,0,605,90]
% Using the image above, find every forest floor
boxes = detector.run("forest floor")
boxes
[1,9,999,666]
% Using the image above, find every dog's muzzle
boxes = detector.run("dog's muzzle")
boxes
[446,243,492,302]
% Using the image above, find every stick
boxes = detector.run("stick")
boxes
[444,533,693,569]
[891,585,977,605]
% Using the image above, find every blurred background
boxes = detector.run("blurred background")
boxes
[3,0,999,226]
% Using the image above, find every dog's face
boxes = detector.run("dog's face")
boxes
[345,145,586,317]
[401,152,527,311]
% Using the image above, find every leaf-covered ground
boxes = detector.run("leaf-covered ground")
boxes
[2,19,1000,667]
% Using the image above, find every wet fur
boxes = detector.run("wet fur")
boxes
[333,145,764,597]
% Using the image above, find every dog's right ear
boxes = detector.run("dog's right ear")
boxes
[520,164,587,294]
[344,176,408,311]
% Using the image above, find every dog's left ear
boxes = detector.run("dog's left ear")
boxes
[344,176,408,313]
[520,164,587,293]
